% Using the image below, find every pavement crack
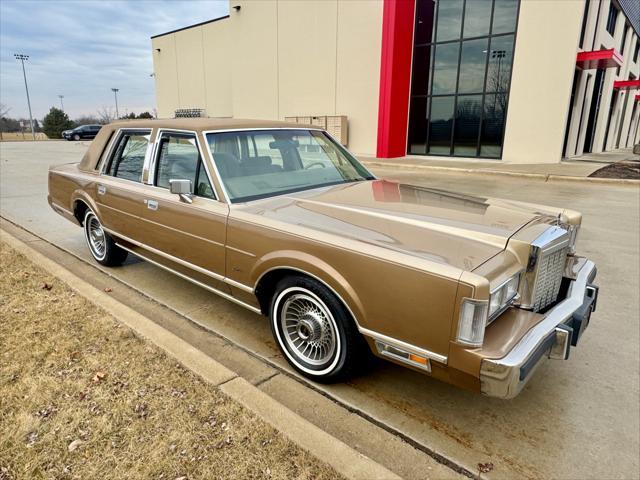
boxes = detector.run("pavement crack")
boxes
[254,372,279,388]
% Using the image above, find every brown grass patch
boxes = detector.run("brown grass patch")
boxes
[0,242,340,480]
[0,133,51,142]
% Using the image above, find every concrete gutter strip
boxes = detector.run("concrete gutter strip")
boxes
[362,161,640,185]
[2,230,400,480]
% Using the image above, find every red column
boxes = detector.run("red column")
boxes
[376,0,415,159]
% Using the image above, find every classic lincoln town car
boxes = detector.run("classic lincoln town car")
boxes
[47,118,599,398]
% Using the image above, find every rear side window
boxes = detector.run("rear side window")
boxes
[104,130,151,182]
[154,132,215,199]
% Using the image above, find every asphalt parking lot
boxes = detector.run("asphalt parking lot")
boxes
[1,140,639,479]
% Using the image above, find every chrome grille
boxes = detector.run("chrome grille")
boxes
[532,245,569,311]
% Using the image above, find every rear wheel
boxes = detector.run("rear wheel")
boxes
[270,275,365,382]
[83,210,127,266]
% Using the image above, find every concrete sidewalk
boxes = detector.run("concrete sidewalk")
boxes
[359,147,638,180]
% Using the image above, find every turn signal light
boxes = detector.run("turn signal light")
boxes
[375,341,431,372]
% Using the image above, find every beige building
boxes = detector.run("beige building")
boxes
[151,0,640,162]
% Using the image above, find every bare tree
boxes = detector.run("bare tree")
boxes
[0,103,11,140]
[96,106,116,124]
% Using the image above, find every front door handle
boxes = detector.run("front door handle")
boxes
[145,199,158,211]
[97,184,106,195]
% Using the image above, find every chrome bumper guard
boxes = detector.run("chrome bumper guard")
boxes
[480,259,598,399]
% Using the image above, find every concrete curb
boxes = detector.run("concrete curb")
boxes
[362,160,640,185]
[1,230,400,480]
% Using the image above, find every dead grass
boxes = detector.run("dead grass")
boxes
[0,242,341,480]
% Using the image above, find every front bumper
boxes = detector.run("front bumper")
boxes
[480,258,598,399]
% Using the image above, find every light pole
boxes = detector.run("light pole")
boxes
[58,95,64,111]
[111,88,119,119]
[14,53,35,140]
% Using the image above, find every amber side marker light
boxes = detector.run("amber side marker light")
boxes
[375,341,432,372]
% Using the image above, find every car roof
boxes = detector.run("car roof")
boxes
[106,117,318,132]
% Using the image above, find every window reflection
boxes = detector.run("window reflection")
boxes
[428,97,455,154]
[436,0,463,42]
[408,0,519,158]
[480,94,507,157]
[454,96,482,156]
[463,0,492,38]
[432,43,460,95]
[492,0,519,34]
[458,38,488,94]
[486,35,514,93]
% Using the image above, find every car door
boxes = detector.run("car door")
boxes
[95,128,153,241]
[137,129,229,291]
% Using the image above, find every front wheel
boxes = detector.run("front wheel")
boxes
[83,209,127,266]
[73,134,80,141]
[270,275,365,382]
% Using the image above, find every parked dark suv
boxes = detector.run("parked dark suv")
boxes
[62,124,102,141]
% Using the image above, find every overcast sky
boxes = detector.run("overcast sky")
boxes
[0,0,229,120]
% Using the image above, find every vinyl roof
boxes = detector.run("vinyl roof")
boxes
[107,117,318,131]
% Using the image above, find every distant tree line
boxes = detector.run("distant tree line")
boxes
[0,103,156,139]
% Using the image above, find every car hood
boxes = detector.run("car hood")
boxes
[236,180,556,271]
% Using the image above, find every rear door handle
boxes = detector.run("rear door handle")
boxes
[97,184,106,195]
[145,199,158,211]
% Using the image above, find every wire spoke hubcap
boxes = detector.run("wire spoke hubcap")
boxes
[281,293,336,366]
[87,215,106,258]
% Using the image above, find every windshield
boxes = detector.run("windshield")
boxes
[206,129,374,203]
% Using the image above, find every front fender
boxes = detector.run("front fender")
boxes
[250,249,367,328]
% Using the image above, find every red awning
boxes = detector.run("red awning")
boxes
[576,49,623,69]
[636,94,640,101]
[613,80,640,89]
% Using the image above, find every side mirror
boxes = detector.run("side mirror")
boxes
[169,179,193,203]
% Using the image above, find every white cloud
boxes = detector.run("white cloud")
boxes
[0,0,228,120]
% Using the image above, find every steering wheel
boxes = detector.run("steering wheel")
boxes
[304,162,326,170]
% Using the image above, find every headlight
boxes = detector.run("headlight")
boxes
[457,299,488,346]
[488,273,521,319]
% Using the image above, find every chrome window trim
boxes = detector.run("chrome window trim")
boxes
[99,127,153,180]
[103,227,254,294]
[149,128,221,202]
[202,127,376,204]
[253,264,446,364]
[114,241,261,315]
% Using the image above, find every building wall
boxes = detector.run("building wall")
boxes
[564,0,640,158]
[152,1,382,156]
[502,0,584,164]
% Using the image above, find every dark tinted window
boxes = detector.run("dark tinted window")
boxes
[463,0,492,38]
[606,3,618,36]
[453,95,482,156]
[620,24,629,54]
[436,0,463,42]
[458,38,488,94]
[105,131,150,182]
[155,133,214,199]
[407,0,519,159]
[492,0,519,34]
[634,42,640,63]
[432,42,460,95]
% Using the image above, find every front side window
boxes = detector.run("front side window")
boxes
[407,0,520,159]
[206,129,373,203]
[104,130,150,182]
[154,132,215,199]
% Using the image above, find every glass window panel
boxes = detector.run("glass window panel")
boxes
[411,45,432,96]
[156,135,200,191]
[453,95,482,156]
[463,0,492,38]
[106,132,149,182]
[458,38,488,94]
[428,96,455,154]
[432,42,460,95]
[436,0,463,42]
[492,0,518,34]
[486,35,514,93]
[480,94,507,157]
[415,0,436,44]
[408,97,428,154]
